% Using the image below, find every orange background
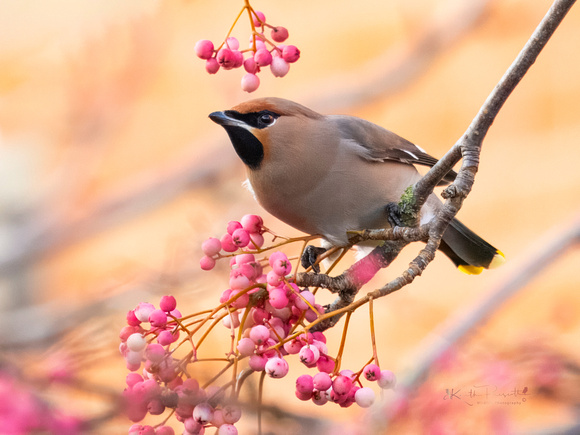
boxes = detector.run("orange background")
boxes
[0,0,579,433]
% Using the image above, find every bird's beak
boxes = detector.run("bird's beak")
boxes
[209,111,245,128]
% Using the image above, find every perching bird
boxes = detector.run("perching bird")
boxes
[209,97,504,274]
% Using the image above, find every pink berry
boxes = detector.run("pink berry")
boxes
[229,270,250,290]
[377,370,397,389]
[269,287,289,309]
[283,338,302,355]
[226,37,239,50]
[254,48,272,67]
[202,237,222,256]
[249,232,264,248]
[235,253,255,265]
[272,258,292,276]
[232,50,244,68]
[243,57,259,74]
[282,45,300,63]
[206,58,220,74]
[217,48,236,70]
[268,251,288,268]
[195,39,214,60]
[241,73,260,93]
[200,255,216,270]
[231,228,250,247]
[220,233,238,252]
[299,345,320,365]
[333,375,353,396]
[296,374,314,394]
[237,337,255,356]
[250,325,270,345]
[241,214,263,233]
[265,357,289,378]
[316,355,335,373]
[126,310,141,326]
[126,372,144,388]
[312,389,328,406]
[157,330,176,346]
[218,424,238,435]
[271,26,289,43]
[248,354,267,371]
[146,343,165,363]
[159,295,177,312]
[355,387,376,408]
[149,309,168,328]
[313,372,332,391]
[227,221,243,235]
[267,271,283,286]
[229,290,250,309]
[222,405,242,424]
[363,363,381,382]
[251,10,266,26]
[156,427,175,435]
[295,389,312,401]
[294,290,315,311]
[270,57,290,78]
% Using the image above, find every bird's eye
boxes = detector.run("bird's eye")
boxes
[259,113,275,126]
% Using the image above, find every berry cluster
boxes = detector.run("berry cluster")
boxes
[120,215,397,433]
[195,4,300,92]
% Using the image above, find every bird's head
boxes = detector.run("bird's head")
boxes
[209,97,322,170]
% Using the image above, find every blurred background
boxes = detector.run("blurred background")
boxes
[0,0,579,433]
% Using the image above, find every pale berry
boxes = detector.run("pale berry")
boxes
[184,418,204,434]
[226,37,239,50]
[295,290,315,311]
[193,402,214,425]
[241,214,263,233]
[265,357,289,378]
[195,40,214,60]
[248,354,267,371]
[355,387,376,408]
[269,287,289,309]
[241,73,260,93]
[231,228,250,247]
[217,48,236,70]
[254,48,272,67]
[222,311,240,329]
[249,325,270,345]
[270,57,290,78]
[229,270,250,289]
[222,404,242,424]
[135,302,155,322]
[251,10,266,26]
[296,374,314,394]
[377,369,397,389]
[220,233,238,252]
[202,237,222,256]
[206,58,220,74]
[149,309,168,328]
[218,425,238,435]
[282,45,300,63]
[313,372,332,391]
[200,255,216,270]
[127,333,147,352]
[271,26,289,43]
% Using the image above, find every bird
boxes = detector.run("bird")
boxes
[209,97,504,274]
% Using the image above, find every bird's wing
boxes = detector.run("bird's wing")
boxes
[331,115,457,185]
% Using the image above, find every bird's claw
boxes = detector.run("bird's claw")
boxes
[301,245,327,273]
[385,202,403,227]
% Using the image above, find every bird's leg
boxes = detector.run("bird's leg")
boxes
[385,202,403,228]
[301,245,327,274]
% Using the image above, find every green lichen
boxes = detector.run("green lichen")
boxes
[398,185,418,227]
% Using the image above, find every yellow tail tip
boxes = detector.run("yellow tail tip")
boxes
[489,250,506,269]
[458,265,484,275]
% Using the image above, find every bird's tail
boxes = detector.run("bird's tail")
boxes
[439,218,505,275]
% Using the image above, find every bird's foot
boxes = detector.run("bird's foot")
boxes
[301,245,327,273]
[385,202,403,227]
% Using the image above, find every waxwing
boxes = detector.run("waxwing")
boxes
[209,97,504,274]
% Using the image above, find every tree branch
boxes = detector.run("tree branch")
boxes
[295,0,577,330]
